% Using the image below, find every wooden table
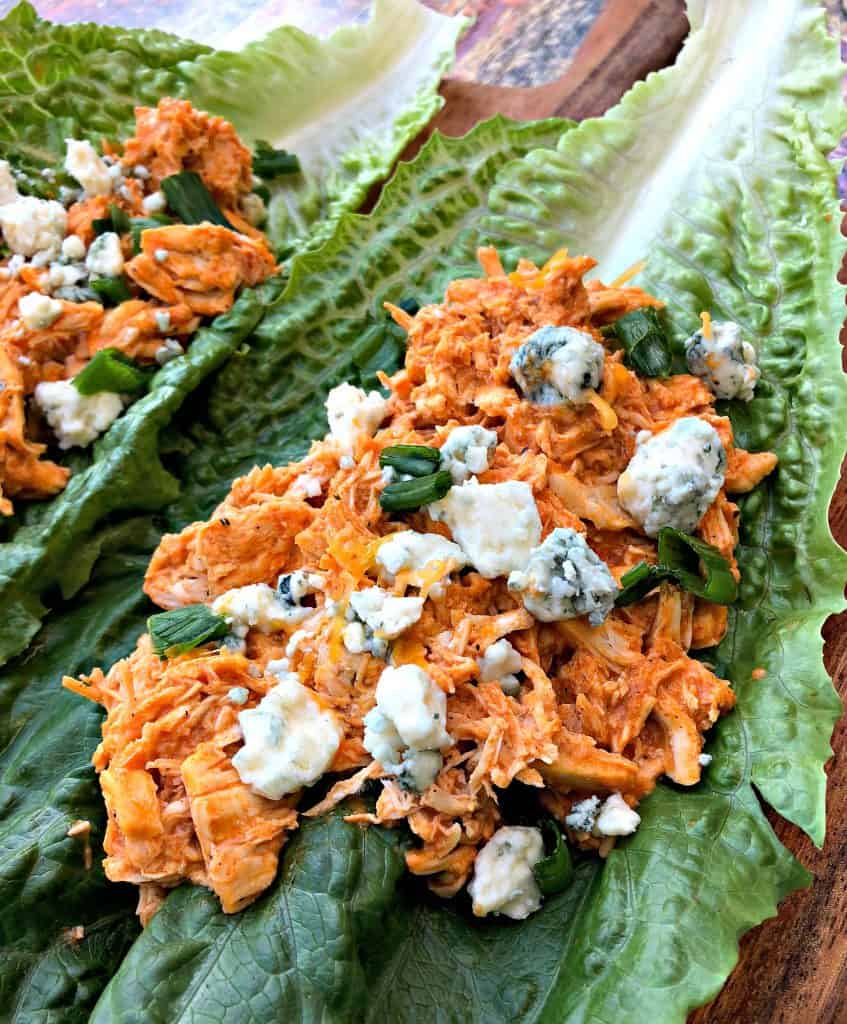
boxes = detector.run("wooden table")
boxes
[427,2,847,1021]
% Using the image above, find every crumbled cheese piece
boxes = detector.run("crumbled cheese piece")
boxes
[349,587,424,639]
[241,192,267,226]
[478,638,522,694]
[380,466,395,485]
[155,339,183,366]
[699,753,713,766]
[154,248,168,263]
[396,748,443,792]
[133,164,150,179]
[212,580,317,638]
[508,527,618,626]
[685,320,760,401]
[0,197,67,258]
[289,473,323,499]
[617,416,726,537]
[265,657,291,678]
[228,686,249,705]
[276,570,324,623]
[376,530,467,583]
[154,310,171,332]
[439,424,497,483]
[428,479,541,579]
[18,291,62,330]
[64,139,112,197]
[565,796,601,833]
[45,263,86,293]
[324,382,388,453]
[142,191,167,214]
[510,325,604,406]
[85,232,124,278]
[232,674,342,799]
[592,792,640,837]
[467,826,544,920]
[34,380,123,449]
[362,665,452,791]
[60,234,86,262]
[0,161,19,205]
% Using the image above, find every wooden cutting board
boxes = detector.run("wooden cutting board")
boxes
[431,2,847,1021]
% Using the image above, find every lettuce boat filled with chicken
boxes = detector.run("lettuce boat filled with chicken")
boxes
[1,1,845,1022]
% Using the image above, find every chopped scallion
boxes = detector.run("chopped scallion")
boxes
[148,604,230,659]
[73,348,150,395]
[379,469,452,513]
[252,140,301,179]
[379,444,441,477]
[609,307,672,377]
[160,171,234,229]
[92,203,131,237]
[89,275,133,307]
[532,820,573,896]
[615,527,737,607]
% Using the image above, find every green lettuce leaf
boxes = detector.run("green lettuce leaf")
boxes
[481,0,847,844]
[0,116,568,1023]
[0,0,464,253]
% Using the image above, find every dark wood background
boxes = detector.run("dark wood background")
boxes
[428,1,847,1021]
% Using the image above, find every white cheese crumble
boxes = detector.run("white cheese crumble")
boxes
[376,530,468,584]
[593,793,640,836]
[467,826,544,920]
[18,292,62,330]
[0,197,67,258]
[617,416,726,537]
[565,796,601,833]
[142,190,167,214]
[508,527,618,626]
[289,473,323,499]
[154,310,171,332]
[64,139,112,197]
[0,160,19,205]
[685,320,760,402]
[228,686,249,705]
[85,232,124,278]
[348,587,424,639]
[34,380,123,449]
[699,753,713,766]
[60,234,86,262]
[155,339,183,366]
[232,673,342,799]
[212,573,323,638]
[439,424,497,483]
[510,325,604,406]
[428,479,541,579]
[478,638,522,695]
[362,664,451,791]
[154,248,168,263]
[324,382,388,453]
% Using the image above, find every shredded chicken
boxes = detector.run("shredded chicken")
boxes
[67,247,777,921]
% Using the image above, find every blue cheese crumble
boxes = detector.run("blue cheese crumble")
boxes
[324,382,388,454]
[617,416,726,537]
[86,232,124,278]
[65,139,112,197]
[478,638,522,695]
[508,527,618,626]
[362,664,452,792]
[428,479,541,579]
[439,424,497,483]
[565,793,640,837]
[685,320,760,401]
[467,826,544,919]
[232,673,342,799]
[33,380,123,449]
[343,587,423,657]
[510,325,604,406]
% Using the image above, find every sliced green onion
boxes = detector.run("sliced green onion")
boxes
[532,820,573,896]
[73,348,150,395]
[657,527,738,604]
[379,470,452,513]
[610,307,672,378]
[89,275,133,307]
[148,604,230,659]
[160,171,234,229]
[252,140,301,179]
[130,214,173,254]
[615,528,737,607]
[92,203,131,237]
[379,444,441,477]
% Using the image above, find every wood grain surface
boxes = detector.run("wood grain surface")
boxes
[427,3,847,1021]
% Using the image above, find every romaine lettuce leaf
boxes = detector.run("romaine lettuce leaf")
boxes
[0,116,568,1023]
[0,0,465,253]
